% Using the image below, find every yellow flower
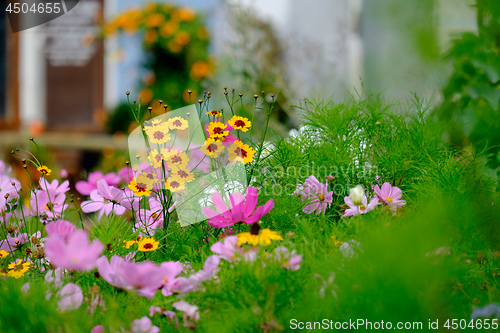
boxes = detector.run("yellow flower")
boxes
[165,150,189,169]
[37,165,52,176]
[200,138,225,158]
[207,122,229,139]
[128,173,156,197]
[165,178,186,192]
[237,228,283,246]
[124,240,137,249]
[145,122,171,144]
[227,140,255,164]
[0,250,8,259]
[8,259,31,279]
[138,237,159,252]
[170,167,195,183]
[205,110,222,117]
[330,236,344,247]
[167,117,189,130]
[148,148,170,168]
[228,115,252,132]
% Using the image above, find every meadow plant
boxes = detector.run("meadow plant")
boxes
[0,90,499,332]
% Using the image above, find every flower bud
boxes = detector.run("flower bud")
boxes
[327,175,334,182]
[349,185,365,206]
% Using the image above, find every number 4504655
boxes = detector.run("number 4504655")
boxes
[6,2,62,14]
[444,319,498,330]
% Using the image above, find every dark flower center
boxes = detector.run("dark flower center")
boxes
[213,127,224,134]
[173,120,182,127]
[153,131,164,140]
[234,147,247,158]
[143,243,153,249]
[234,120,246,128]
[250,223,261,235]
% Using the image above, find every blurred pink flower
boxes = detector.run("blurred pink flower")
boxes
[274,247,302,271]
[172,300,200,328]
[294,175,333,215]
[45,220,76,241]
[166,255,219,295]
[210,236,242,262]
[373,182,406,207]
[81,180,129,219]
[75,171,121,196]
[342,195,379,217]
[130,317,159,333]
[202,186,274,228]
[57,283,83,311]
[96,255,182,299]
[91,326,105,333]
[45,230,104,271]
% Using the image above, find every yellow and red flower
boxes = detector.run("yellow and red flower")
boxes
[148,148,170,168]
[7,259,31,279]
[206,110,222,117]
[128,173,156,197]
[227,140,255,164]
[145,123,171,144]
[165,178,186,192]
[201,138,225,158]
[207,122,229,139]
[165,150,189,169]
[138,237,159,252]
[37,165,52,176]
[228,115,251,132]
[170,167,195,183]
[167,116,189,130]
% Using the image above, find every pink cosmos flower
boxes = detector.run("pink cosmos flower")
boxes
[96,255,182,299]
[81,179,129,219]
[30,189,68,221]
[274,247,302,271]
[210,236,242,262]
[342,195,379,217]
[0,173,20,212]
[373,182,406,207]
[294,175,333,215]
[118,166,134,184]
[130,317,160,333]
[0,231,39,252]
[202,186,274,228]
[57,283,83,311]
[44,230,104,271]
[172,300,200,328]
[45,220,76,241]
[166,255,220,296]
[135,197,176,235]
[39,178,70,196]
[75,171,121,196]
[91,326,105,333]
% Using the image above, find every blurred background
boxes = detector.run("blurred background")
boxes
[1,0,497,184]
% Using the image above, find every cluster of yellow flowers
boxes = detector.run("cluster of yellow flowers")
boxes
[129,116,194,196]
[124,237,160,252]
[202,115,256,164]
